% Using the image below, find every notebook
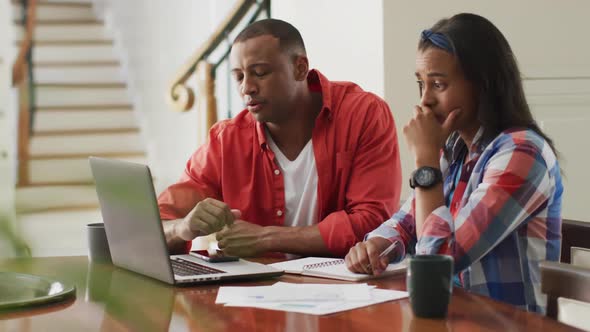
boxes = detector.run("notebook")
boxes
[269,257,407,282]
[89,157,283,285]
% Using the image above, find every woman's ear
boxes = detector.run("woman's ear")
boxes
[293,55,309,81]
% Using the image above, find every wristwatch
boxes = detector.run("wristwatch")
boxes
[409,166,443,189]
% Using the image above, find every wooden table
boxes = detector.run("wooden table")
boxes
[0,256,581,331]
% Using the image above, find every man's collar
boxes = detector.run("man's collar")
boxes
[448,126,485,160]
[308,69,332,116]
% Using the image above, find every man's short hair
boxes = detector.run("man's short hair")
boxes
[233,18,306,56]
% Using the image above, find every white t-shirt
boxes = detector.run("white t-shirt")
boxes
[266,134,319,227]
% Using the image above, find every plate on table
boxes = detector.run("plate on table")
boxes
[0,272,76,311]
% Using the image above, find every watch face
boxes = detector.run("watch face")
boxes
[416,168,435,186]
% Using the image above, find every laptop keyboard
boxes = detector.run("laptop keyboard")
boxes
[171,258,225,276]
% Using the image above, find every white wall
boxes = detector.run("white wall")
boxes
[272,0,384,97]
[95,0,385,191]
[0,0,18,254]
[0,4,17,209]
[383,0,590,220]
[93,0,221,190]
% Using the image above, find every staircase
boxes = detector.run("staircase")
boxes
[12,0,146,255]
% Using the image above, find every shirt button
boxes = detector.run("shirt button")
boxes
[276,210,283,217]
[274,169,280,175]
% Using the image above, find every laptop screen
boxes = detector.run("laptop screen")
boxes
[90,157,175,284]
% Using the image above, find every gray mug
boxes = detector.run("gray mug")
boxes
[407,254,453,318]
[87,223,112,263]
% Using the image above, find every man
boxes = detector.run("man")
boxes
[159,19,401,257]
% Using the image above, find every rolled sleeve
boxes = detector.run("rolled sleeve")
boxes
[366,222,403,242]
[318,210,384,257]
[363,194,417,263]
[416,205,453,255]
[366,224,407,264]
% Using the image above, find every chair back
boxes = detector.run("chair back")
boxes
[557,297,590,331]
[561,219,590,263]
[571,247,590,269]
[540,260,590,320]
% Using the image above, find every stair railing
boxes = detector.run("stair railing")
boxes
[12,0,37,186]
[168,0,270,140]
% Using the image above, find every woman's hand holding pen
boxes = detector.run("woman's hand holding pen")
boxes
[345,237,400,275]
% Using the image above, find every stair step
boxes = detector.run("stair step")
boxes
[28,155,146,184]
[12,0,93,6]
[36,83,126,88]
[12,2,95,22]
[14,19,103,25]
[24,181,95,186]
[36,85,129,107]
[29,152,147,160]
[35,61,120,67]
[34,128,140,136]
[30,132,144,156]
[33,110,136,131]
[18,40,113,46]
[34,65,124,84]
[15,184,99,213]
[15,23,109,43]
[33,43,117,64]
[36,104,132,112]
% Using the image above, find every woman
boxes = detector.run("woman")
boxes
[345,13,563,313]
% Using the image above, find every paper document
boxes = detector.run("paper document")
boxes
[216,282,373,303]
[216,282,408,315]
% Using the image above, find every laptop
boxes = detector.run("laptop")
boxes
[89,157,283,285]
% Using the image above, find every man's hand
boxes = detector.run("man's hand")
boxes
[216,221,269,257]
[175,198,241,241]
[345,237,396,275]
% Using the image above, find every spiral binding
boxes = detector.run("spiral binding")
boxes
[302,259,345,270]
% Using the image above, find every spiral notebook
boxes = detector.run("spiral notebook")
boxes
[269,257,407,282]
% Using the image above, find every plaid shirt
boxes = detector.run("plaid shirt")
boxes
[368,127,563,313]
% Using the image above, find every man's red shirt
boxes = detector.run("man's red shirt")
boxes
[157,69,402,257]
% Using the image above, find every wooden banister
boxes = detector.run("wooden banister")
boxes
[12,0,37,86]
[168,0,258,112]
[12,0,37,186]
[16,67,31,186]
[195,61,218,133]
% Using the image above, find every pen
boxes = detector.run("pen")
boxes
[378,241,399,259]
[366,241,399,273]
